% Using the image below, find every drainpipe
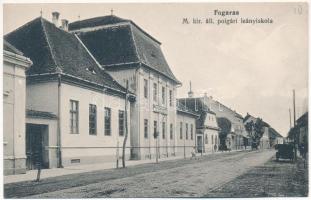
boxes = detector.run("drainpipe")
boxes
[56,67,63,168]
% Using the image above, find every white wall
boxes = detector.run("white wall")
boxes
[26,82,58,114]
[60,82,131,166]
[176,113,196,157]
[201,113,219,153]
[3,52,31,174]
[109,66,178,160]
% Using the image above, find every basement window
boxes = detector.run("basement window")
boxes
[71,159,80,164]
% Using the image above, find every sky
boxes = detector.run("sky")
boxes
[3,3,308,136]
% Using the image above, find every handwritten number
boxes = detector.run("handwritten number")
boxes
[294,5,303,15]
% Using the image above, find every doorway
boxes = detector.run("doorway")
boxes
[26,124,49,170]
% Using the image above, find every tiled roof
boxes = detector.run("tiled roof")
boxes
[176,102,200,118]
[177,98,216,128]
[269,127,283,138]
[69,15,130,31]
[4,17,126,93]
[3,40,24,55]
[71,15,180,84]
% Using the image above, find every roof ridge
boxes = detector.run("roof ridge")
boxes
[74,33,127,92]
[5,17,41,38]
[129,24,143,64]
[71,22,130,34]
[74,34,105,71]
[129,21,161,45]
[40,18,59,69]
[3,40,24,55]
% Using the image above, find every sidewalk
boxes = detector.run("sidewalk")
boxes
[4,150,233,184]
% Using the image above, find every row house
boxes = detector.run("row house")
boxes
[194,94,247,150]
[177,97,220,153]
[69,14,181,160]
[269,127,284,146]
[5,16,134,171]
[176,103,200,157]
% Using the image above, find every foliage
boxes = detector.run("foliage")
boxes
[245,118,265,149]
[217,117,232,147]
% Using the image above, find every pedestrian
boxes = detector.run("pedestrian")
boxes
[191,146,196,160]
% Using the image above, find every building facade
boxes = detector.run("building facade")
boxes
[176,104,199,157]
[5,16,133,170]
[69,15,181,160]
[177,98,220,153]
[3,41,32,175]
[196,95,247,150]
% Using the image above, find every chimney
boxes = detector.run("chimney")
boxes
[52,12,60,27]
[61,19,69,31]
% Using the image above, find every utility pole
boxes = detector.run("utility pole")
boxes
[293,90,297,161]
[289,108,292,129]
[122,81,129,168]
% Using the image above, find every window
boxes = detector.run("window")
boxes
[185,123,188,140]
[89,104,97,135]
[144,79,148,99]
[70,100,79,134]
[162,122,166,139]
[205,134,208,144]
[154,121,158,138]
[170,123,173,140]
[153,83,158,102]
[119,110,125,136]
[191,124,193,140]
[162,86,166,105]
[180,122,183,139]
[144,119,148,139]
[104,107,111,135]
[169,90,173,106]
[215,135,217,144]
[212,135,214,144]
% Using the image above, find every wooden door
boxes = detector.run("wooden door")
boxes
[26,124,43,170]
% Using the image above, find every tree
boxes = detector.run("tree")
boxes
[245,118,265,150]
[217,117,232,150]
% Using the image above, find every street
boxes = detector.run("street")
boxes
[5,150,276,198]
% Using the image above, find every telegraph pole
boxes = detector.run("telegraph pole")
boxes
[289,108,292,129]
[293,90,297,161]
[122,81,129,168]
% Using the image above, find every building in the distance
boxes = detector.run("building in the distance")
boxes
[243,113,278,149]
[3,40,32,175]
[69,14,181,160]
[177,97,220,153]
[202,95,247,150]
[269,127,284,146]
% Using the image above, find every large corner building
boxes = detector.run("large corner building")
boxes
[4,12,182,174]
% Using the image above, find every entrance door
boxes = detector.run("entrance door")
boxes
[197,135,203,153]
[26,124,48,170]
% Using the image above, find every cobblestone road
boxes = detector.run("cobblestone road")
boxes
[5,150,275,198]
